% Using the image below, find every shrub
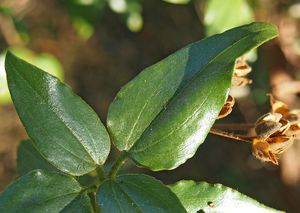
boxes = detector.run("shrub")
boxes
[0,22,284,212]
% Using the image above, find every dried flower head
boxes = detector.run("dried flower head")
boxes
[252,95,298,165]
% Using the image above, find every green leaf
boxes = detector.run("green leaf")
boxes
[204,0,254,36]
[0,170,83,213]
[169,180,284,213]
[97,174,186,213]
[107,22,278,171]
[17,140,58,175]
[61,192,94,213]
[17,140,99,188]
[5,52,110,176]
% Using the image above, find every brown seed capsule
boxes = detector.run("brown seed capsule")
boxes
[286,110,300,133]
[234,64,252,76]
[218,95,235,119]
[231,56,253,88]
[234,56,252,76]
[252,139,279,165]
[231,76,253,88]
[268,94,300,135]
[254,113,283,139]
[252,99,296,165]
[268,94,289,115]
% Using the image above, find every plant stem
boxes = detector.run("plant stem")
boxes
[88,191,100,213]
[96,166,105,183]
[94,193,100,213]
[83,185,97,194]
[213,123,255,131]
[108,152,127,178]
[209,128,253,143]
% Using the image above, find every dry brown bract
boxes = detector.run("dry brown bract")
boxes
[252,95,300,165]
[218,95,235,119]
[232,56,252,88]
[217,57,252,119]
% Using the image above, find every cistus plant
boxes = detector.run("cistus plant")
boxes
[0,22,286,212]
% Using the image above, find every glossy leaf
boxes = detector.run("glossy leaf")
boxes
[61,192,94,213]
[17,140,57,175]
[169,180,284,213]
[108,22,277,152]
[17,140,99,188]
[97,174,186,213]
[204,0,254,36]
[5,52,110,176]
[0,170,82,213]
[107,23,277,170]
[0,48,65,105]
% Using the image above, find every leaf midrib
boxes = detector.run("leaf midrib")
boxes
[121,178,182,211]
[129,31,260,153]
[126,26,273,153]
[113,181,144,213]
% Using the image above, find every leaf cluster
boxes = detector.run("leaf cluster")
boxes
[0,23,283,212]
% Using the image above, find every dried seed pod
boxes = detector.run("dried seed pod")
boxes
[252,139,279,165]
[268,95,300,134]
[277,118,291,135]
[286,110,300,133]
[234,57,252,76]
[218,95,235,119]
[252,109,294,165]
[231,76,252,88]
[231,56,253,88]
[266,135,294,155]
[252,135,295,165]
[268,94,289,115]
[254,113,283,138]
[234,64,252,76]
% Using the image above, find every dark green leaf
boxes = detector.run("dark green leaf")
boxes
[17,140,58,175]
[17,140,99,188]
[107,23,278,170]
[97,174,186,213]
[5,52,110,176]
[169,180,284,213]
[61,192,93,213]
[0,170,82,213]
[204,0,254,36]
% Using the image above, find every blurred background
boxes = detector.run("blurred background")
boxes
[1,0,300,212]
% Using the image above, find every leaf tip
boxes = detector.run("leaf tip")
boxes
[251,22,279,37]
[4,50,20,74]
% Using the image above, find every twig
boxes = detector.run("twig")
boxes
[213,123,255,131]
[209,128,253,143]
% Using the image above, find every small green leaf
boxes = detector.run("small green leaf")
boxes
[5,52,110,176]
[61,192,94,213]
[17,140,58,175]
[0,170,82,213]
[97,174,186,213]
[108,22,278,171]
[204,0,254,36]
[169,180,284,213]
